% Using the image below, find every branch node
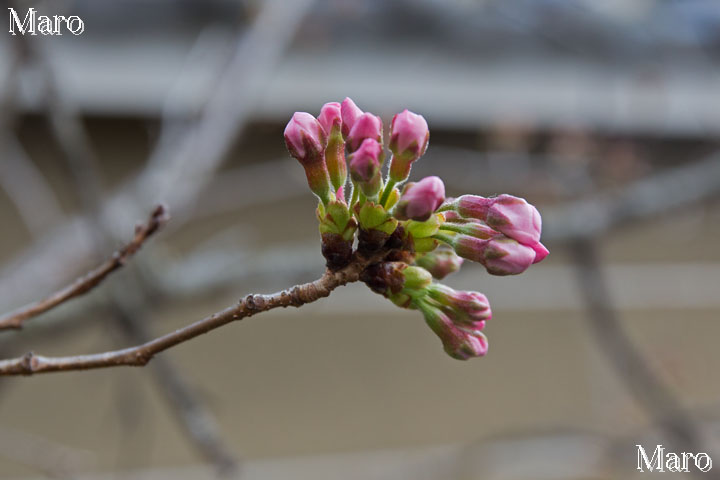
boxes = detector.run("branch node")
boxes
[244,294,266,312]
[21,351,36,374]
[289,286,305,307]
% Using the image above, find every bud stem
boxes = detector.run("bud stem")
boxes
[438,223,464,234]
[432,232,455,246]
[379,178,397,208]
[350,181,359,207]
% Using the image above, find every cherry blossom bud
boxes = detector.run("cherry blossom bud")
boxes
[347,112,383,152]
[341,97,364,138]
[284,112,331,203]
[486,195,542,246]
[453,195,492,219]
[452,220,500,240]
[393,176,445,222]
[349,138,383,198]
[318,102,341,135]
[415,248,463,280]
[531,241,550,264]
[443,234,536,276]
[427,284,492,326]
[454,194,542,246]
[441,210,468,223]
[419,301,488,360]
[388,109,430,183]
[319,102,347,191]
[401,265,433,291]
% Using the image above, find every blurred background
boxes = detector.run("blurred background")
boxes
[1,0,720,478]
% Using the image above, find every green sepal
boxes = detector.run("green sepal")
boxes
[356,201,398,235]
[377,217,398,235]
[358,202,387,229]
[384,187,401,210]
[388,292,412,309]
[404,213,443,239]
[414,237,439,253]
[402,266,433,290]
[317,200,357,240]
[327,201,351,232]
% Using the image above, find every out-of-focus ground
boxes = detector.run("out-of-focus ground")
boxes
[1,1,720,479]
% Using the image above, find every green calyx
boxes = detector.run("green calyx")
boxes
[403,213,443,239]
[402,265,433,291]
[325,128,347,191]
[317,200,356,241]
[356,201,398,235]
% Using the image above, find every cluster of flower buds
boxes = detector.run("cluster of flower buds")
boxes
[435,195,549,276]
[284,98,548,360]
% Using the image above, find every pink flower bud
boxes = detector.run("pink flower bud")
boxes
[455,194,542,247]
[284,112,331,203]
[420,302,488,360]
[347,113,383,152]
[415,248,463,280]
[427,284,491,328]
[341,97,364,138]
[394,176,445,221]
[460,221,500,240]
[388,109,429,182]
[451,234,536,276]
[349,138,382,197]
[531,241,549,264]
[442,210,468,223]
[486,194,542,246]
[455,195,493,220]
[319,102,347,191]
[284,112,327,164]
[318,102,342,135]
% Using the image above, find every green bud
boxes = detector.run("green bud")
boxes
[402,266,433,291]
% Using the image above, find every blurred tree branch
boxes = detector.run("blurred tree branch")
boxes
[0,205,167,331]
[572,239,720,479]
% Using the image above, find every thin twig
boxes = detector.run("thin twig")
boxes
[19,24,240,471]
[0,205,168,330]
[0,0,314,310]
[0,256,369,376]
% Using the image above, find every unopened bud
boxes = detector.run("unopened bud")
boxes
[341,97,364,138]
[284,112,332,203]
[415,248,463,279]
[402,265,433,291]
[393,176,445,222]
[419,301,488,360]
[444,234,536,276]
[318,102,347,191]
[454,194,542,247]
[347,112,383,152]
[388,109,429,183]
[349,138,382,198]
[531,241,550,264]
[427,284,492,326]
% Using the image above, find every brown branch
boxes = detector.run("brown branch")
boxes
[0,205,168,331]
[0,257,368,376]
